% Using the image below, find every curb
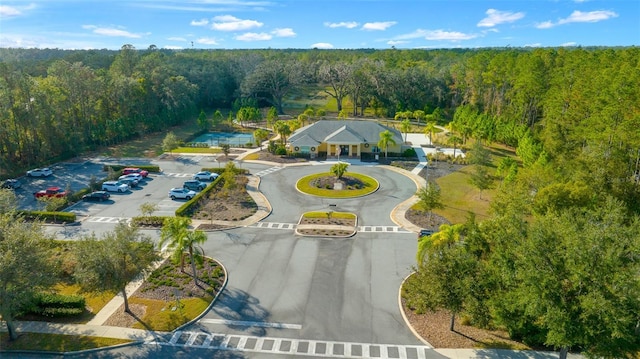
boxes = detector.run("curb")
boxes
[173,257,229,333]
[398,272,434,348]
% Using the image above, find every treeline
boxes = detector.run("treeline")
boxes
[1,46,639,179]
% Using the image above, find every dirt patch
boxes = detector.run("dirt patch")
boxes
[401,299,530,349]
[192,175,258,222]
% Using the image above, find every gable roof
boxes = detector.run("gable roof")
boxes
[289,120,402,146]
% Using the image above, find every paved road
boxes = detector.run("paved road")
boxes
[36,158,434,358]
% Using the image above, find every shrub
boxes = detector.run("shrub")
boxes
[19,210,76,223]
[130,216,170,227]
[275,146,287,155]
[402,148,417,158]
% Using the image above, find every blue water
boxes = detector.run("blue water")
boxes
[192,132,254,147]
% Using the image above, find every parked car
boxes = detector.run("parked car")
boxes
[168,188,196,200]
[118,173,144,182]
[418,228,434,239]
[193,171,219,181]
[183,180,207,191]
[82,191,110,202]
[1,179,21,190]
[34,186,68,198]
[101,181,129,193]
[122,167,149,178]
[26,168,53,177]
[118,178,139,188]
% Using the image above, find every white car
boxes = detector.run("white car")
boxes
[193,171,219,181]
[101,181,129,193]
[27,168,53,177]
[119,173,144,182]
[169,188,196,200]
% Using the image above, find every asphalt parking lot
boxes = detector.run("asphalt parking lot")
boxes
[17,156,218,223]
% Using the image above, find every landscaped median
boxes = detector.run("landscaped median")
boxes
[296,172,379,198]
[295,211,358,237]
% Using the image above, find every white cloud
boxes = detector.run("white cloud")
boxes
[82,25,143,38]
[559,10,618,24]
[211,15,262,31]
[477,9,525,27]
[524,43,542,47]
[311,42,334,49]
[197,37,219,45]
[362,21,396,31]
[191,19,209,26]
[324,21,359,29]
[393,29,429,40]
[272,28,295,37]
[537,10,618,28]
[163,45,183,50]
[561,41,578,47]
[387,40,408,46]
[0,3,35,18]
[535,21,554,29]
[167,36,188,42]
[235,32,272,41]
[424,30,477,41]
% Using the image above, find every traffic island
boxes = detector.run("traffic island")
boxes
[295,211,357,238]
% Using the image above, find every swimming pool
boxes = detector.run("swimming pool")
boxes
[191,132,255,147]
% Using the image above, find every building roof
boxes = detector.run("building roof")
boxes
[289,120,402,147]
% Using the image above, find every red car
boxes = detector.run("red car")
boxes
[122,167,148,177]
[34,186,68,198]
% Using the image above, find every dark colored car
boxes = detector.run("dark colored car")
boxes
[82,191,111,202]
[1,179,21,190]
[183,180,207,191]
[418,229,434,239]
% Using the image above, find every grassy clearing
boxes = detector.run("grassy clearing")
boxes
[0,333,131,352]
[303,211,356,219]
[425,143,516,224]
[130,297,211,332]
[296,172,379,198]
[96,122,201,158]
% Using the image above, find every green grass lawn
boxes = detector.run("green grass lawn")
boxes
[428,143,517,224]
[296,172,379,198]
[0,333,131,352]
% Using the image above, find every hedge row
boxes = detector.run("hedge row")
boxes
[24,292,86,318]
[175,174,222,217]
[19,210,76,223]
[102,164,161,173]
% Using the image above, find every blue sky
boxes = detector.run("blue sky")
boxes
[1,0,638,50]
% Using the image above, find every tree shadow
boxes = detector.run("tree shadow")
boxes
[196,287,272,337]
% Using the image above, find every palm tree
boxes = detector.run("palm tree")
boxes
[378,130,397,158]
[159,217,190,271]
[253,128,269,150]
[400,119,411,143]
[273,120,291,145]
[416,223,462,264]
[424,121,436,145]
[184,230,207,286]
[448,135,463,158]
[330,162,349,180]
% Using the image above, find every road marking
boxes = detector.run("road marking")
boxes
[254,222,297,230]
[358,225,410,233]
[157,331,432,358]
[164,173,193,178]
[199,318,302,330]
[254,166,283,177]
[85,216,130,224]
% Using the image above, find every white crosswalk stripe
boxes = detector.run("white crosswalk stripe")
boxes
[254,222,297,230]
[164,173,193,178]
[85,216,131,224]
[254,166,283,177]
[358,225,411,233]
[156,331,432,358]
[252,222,410,234]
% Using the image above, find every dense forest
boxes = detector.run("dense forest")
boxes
[1,46,640,355]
